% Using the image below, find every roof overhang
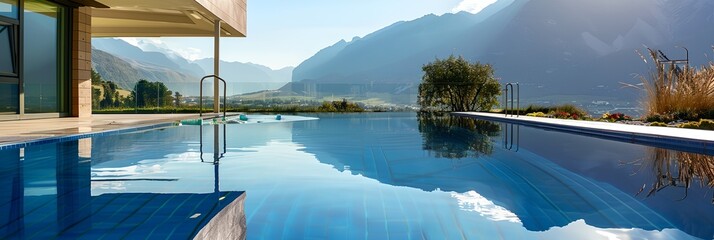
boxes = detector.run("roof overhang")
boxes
[84,0,246,37]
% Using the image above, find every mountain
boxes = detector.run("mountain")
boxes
[292,0,516,85]
[92,38,205,78]
[91,47,197,94]
[91,38,293,95]
[291,0,714,106]
[92,38,205,95]
[91,49,142,90]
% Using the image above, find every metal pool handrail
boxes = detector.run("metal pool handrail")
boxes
[503,82,519,117]
[199,75,227,119]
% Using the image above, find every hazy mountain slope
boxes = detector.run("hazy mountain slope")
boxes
[292,0,517,84]
[91,48,197,94]
[467,0,669,97]
[92,38,294,95]
[91,49,142,90]
[292,0,714,104]
[270,67,294,84]
[293,12,490,84]
[292,39,350,82]
[194,59,294,94]
[92,38,205,77]
[133,39,207,77]
[663,0,714,64]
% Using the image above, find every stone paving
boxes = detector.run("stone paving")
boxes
[0,114,206,145]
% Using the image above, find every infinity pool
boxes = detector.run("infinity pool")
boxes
[1,113,712,239]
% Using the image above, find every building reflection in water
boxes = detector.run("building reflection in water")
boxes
[0,148,23,238]
[56,140,92,235]
[0,133,246,239]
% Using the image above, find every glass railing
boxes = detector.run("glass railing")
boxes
[90,80,643,116]
[90,80,422,113]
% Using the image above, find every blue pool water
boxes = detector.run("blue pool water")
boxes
[1,112,713,239]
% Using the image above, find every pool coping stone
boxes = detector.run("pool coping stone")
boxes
[454,112,714,154]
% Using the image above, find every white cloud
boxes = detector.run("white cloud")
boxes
[118,37,140,47]
[136,38,170,52]
[452,0,498,14]
[173,47,203,61]
[117,37,167,53]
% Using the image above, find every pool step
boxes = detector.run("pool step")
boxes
[506,149,674,230]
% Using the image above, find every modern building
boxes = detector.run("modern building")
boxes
[0,0,246,121]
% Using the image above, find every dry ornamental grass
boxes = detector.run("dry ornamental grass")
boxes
[641,49,714,121]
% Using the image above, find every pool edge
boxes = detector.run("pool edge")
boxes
[0,122,176,150]
[454,112,714,154]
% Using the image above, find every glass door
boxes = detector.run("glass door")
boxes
[22,0,69,116]
[0,21,19,116]
[23,0,60,114]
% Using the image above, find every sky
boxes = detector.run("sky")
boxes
[121,0,498,70]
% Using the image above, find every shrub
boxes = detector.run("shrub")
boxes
[679,122,700,129]
[673,111,703,121]
[554,104,587,116]
[645,114,674,123]
[318,99,364,112]
[649,122,668,127]
[551,111,581,120]
[602,112,632,122]
[697,119,714,130]
[543,104,587,120]
[524,105,551,114]
[677,119,714,130]
[526,112,547,117]
[496,103,588,118]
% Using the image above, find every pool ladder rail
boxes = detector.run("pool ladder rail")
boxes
[198,124,226,193]
[199,124,226,164]
[501,82,521,151]
[196,74,228,164]
[503,122,519,152]
[199,75,227,119]
[503,82,519,117]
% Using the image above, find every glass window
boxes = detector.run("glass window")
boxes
[0,0,18,19]
[0,25,14,75]
[0,82,18,114]
[24,0,59,113]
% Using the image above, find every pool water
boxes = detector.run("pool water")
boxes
[1,112,712,239]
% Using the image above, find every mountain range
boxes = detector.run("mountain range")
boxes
[91,38,293,95]
[90,0,714,108]
[290,0,714,105]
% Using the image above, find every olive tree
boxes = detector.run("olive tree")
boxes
[418,55,501,112]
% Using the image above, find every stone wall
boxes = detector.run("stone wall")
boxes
[71,7,92,117]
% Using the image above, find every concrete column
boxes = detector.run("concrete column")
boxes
[213,20,220,113]
[71,7,92,117]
